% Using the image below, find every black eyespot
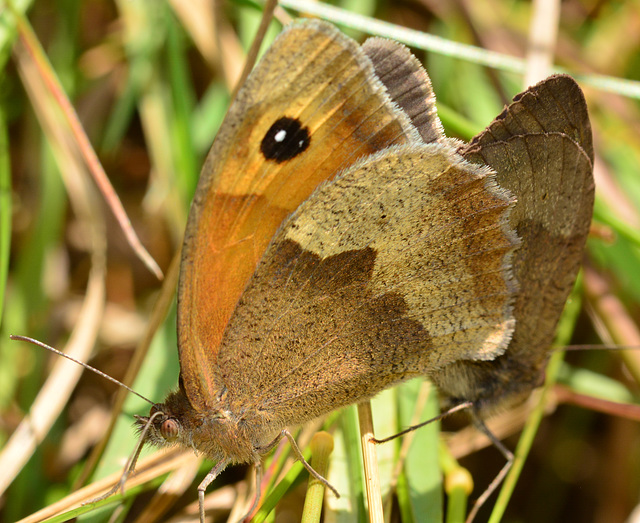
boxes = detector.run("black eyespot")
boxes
[260,116,310,163]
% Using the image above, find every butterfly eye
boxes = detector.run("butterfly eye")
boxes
[160,419,180,441]
[260,116,310,163]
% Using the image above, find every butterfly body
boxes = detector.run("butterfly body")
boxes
[144,386,270,465]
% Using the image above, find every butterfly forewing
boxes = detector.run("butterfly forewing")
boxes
[178,20,424,408]
[362,38,445,144]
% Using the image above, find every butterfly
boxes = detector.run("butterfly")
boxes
[133,18,593,521]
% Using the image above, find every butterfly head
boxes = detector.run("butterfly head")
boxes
[135,388,196,449]
[135,382,267,465]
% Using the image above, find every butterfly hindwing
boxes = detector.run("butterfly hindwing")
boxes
[214,142,518,428]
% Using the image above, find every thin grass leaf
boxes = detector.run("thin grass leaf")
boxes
[396,380,443,522]
[0,107,10,326]
[327,406,367,523]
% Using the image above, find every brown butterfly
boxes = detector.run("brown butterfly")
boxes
[133,18,594,522]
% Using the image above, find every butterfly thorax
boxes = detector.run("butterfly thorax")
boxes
[139,388,275,465]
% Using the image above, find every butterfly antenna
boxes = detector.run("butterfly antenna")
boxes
[555,343,640,351]
[83,410,165,506]
[9,334,155,406]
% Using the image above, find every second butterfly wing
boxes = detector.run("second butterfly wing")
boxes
[433,75,595,414]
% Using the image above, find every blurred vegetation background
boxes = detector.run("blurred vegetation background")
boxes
[1,0,639,522]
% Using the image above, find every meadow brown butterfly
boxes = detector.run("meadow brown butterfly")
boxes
[133,18,593,521]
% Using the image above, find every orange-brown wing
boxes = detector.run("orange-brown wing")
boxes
[178,20,422,409]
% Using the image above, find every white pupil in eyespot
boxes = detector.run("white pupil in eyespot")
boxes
[274,129,287,142]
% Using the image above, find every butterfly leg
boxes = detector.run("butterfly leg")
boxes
[281,429,340,497]
[197,459,231,523]
[464,416,514,523]
[236,463,263,522]
[255,432,285,454]
[254,430,339,497]
[372,401,473,444]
